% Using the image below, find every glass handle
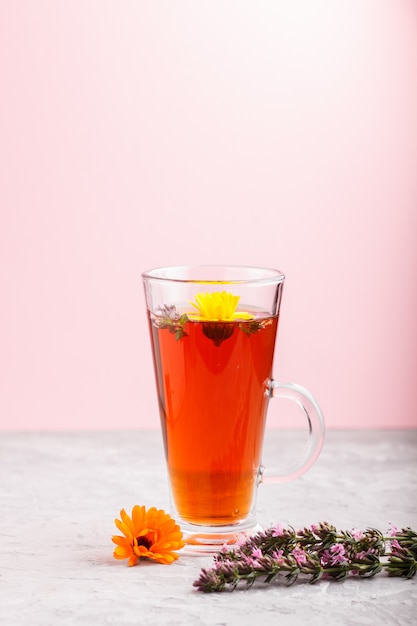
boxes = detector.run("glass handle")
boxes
[260,381,325,484]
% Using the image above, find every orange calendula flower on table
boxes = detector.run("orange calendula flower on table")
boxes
[189,291,254,322]
[112,505,185,566]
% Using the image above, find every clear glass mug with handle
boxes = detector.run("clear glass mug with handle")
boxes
[142,265,325,551]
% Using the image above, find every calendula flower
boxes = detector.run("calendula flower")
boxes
[112,505,185,566]
[189,291,254,322]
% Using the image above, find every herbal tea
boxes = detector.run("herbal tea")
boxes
[149,311,278,526]
[142,267,324,548]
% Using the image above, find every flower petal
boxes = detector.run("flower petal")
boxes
[120,509,136,535]
[127,554,139,567]
[114,518,134,541]
[112,535,130,546]
[113,545,133,559]
[149,551,179,564]
[189,291,254,322]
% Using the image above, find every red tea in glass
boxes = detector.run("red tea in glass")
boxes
[149,313,278,525]
[142,266,325,550]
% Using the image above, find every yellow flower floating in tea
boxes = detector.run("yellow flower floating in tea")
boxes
[188,291,253,322]
[112,505,185,566]
[189,291,254,322]
[151,291,271,345]
[188,291,269,345]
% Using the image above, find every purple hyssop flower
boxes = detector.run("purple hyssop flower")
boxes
[272,523,284,537]
[251,548,263,560]
[388,524,398,537]
[291,547,307,567]
[329,543,347,565]
[272,549,285,565]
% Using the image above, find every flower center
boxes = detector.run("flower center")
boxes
[136,535,152,549]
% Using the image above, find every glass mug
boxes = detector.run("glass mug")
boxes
[142,265,325,550]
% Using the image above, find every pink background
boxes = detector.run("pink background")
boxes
[1,0,416,431]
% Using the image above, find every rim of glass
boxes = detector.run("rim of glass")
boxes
[141,265,285,284]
